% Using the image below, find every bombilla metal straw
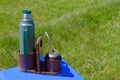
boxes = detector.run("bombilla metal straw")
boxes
[45,32,53,51]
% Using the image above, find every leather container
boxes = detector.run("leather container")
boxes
[45,54,62,72]
[18,53,36,71]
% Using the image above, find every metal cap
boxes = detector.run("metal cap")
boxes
[22,10,32,20]
[22,10,31,14]
[48,50,60,58]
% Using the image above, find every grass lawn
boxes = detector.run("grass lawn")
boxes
[0,0,120,79]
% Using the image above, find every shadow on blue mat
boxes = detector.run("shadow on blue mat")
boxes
[58,61,74,77]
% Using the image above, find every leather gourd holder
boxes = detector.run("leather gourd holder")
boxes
[18,35,62,75]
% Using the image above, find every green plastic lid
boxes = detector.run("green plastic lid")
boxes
[22,10,31,14]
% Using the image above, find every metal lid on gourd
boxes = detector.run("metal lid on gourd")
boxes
[48,50,60,58]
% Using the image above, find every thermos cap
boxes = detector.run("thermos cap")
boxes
[48,50,60,58]
[22,10,32,20]
[22,10,31,14]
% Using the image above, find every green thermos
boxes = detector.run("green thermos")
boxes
[18,10,36,71]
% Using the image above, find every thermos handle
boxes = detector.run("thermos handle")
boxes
[36,35,42,73]
[23,29,28,56]
[36,35,42,54]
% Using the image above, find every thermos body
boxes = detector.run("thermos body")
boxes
[19,10,36,71]
[19,20,35,55]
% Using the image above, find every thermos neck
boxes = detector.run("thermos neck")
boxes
[22,10,32,21]
[22,14,32,20]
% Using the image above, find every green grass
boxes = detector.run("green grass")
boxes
[0,0,120,79]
